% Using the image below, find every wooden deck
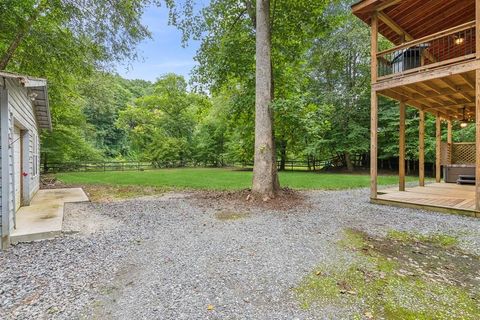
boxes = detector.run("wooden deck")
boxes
[375,183,479,217]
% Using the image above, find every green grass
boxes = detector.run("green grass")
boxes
[387,230,459,247]
[55,168,418,191]
[295,229,480,319]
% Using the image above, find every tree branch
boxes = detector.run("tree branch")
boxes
[0,0,47,70]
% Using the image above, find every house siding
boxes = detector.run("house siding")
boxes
[0,87,9,248]
[4,78,41,238]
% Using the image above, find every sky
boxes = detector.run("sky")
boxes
[115,4,202,82]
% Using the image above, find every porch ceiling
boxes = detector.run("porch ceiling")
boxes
[352,0,475,45]
[378,70,476,120]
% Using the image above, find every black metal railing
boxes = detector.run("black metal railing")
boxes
[377,21,476,78]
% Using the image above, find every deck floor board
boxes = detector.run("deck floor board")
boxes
[377,183,477,214]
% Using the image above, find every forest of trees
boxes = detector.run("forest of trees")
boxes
[1,0,476,172]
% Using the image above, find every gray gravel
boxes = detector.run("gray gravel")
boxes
[1,189,479,319]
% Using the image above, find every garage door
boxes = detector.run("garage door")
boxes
[13,126,21,212]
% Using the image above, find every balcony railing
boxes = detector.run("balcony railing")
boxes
[377,21,476,79]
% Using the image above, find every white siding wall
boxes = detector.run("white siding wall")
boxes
[5,78,41,233]
[0,90,3,241]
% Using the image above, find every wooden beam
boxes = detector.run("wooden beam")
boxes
[419,110,425,187]
[407,88,474,103]
[436,113,442,183]
[447,120,453,165]
[373,59,480,91]
[437,78,472,101]
[380,89,452,119]
[399,101,406,191]
[371,12,378,84]
[459,73,475,89]
[375,0,402,12]
[351,0,401,14]
[475,0,480,211]
[377,12,413,41]
[371,12,378,199]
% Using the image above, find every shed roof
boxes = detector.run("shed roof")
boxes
[352,0,474,45]
[0,71,52,130]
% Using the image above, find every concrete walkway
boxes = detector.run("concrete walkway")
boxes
[11,188,89,243]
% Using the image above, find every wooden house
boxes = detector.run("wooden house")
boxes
[352,0,480,217]
[0,72,51,248]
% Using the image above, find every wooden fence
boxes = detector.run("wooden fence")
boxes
[41,159,334,173]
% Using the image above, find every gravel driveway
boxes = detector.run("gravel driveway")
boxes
[1,189,479,319]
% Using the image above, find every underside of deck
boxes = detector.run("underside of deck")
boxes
[376,183,479,217]
[374,60,478,120]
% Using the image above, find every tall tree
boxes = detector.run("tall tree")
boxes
[0,0,154,71]
[252,0,279,197]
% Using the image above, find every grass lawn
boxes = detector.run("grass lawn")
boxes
[55,168,419,191]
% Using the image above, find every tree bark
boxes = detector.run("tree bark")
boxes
[252,0,279,198]
[345,152,354,172]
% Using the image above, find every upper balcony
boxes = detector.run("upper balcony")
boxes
[377,21,476,80]
[353,0,478,88]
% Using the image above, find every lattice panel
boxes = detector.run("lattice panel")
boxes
[440,142,451,165]
[452,143,476,164]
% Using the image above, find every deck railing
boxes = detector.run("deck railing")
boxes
[377,21,476,79]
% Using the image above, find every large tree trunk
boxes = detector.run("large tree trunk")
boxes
[345,152,354,172]
[252,0,279,198]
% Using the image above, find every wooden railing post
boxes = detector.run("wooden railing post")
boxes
[476,0,480,212]
[435,113,442,183]
[399,101,406,191]
[419,110,425,187]
[370,12,379,199]
[447,120,453,164]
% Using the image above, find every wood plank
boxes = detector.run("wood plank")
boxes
[419,110,425,186]
[377,11,413,41]
[373,59,480,91]
[371,13,378,199]
[377,182,478,213]
[377,21,475,56]
[459,73,475,89]
[436,113,441,183]
[476,0,480,211]
[399,101,406,191]
[448,120,452,164]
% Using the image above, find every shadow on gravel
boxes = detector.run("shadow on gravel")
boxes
[296,229,480,319]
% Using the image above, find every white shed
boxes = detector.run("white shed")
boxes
[0,71,51,249]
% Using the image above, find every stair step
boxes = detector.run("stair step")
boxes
[458,175,475,180]
[457,179,476,185]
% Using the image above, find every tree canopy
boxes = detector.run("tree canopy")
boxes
[0,0,470,176]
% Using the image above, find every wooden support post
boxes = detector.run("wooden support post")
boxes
[476,0,480,211]
[370,12,379,199]
[435,113,441,183]
[419,110,425,187]
[447,120,452,165]
[399,101,406,191]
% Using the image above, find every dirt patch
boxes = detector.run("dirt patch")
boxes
[360,230,479,295]
[214,211,250,221]
[63,204,122,235]
[191,188,307,212]
[296,229,480,319]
